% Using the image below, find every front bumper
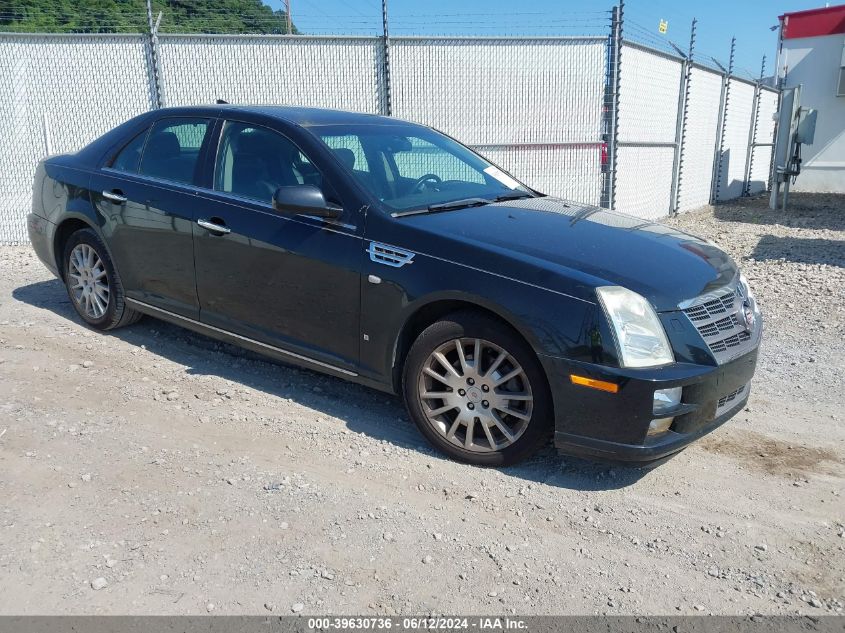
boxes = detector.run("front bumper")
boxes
[539,344,759,464]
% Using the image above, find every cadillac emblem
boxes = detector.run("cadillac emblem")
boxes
[739,300,755,333]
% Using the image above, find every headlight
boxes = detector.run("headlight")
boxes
[596,286,674,368]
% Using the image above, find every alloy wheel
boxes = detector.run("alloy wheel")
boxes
[68,243,110,319]
[417,337,534,452]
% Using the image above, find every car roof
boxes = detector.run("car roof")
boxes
[155,104,419,129]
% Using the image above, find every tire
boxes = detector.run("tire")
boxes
[402,311,552,466]
[62,228,142,331]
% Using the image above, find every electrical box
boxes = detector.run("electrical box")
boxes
[772,86,801,177]
[796,108,817,145]
[839,42,845,97]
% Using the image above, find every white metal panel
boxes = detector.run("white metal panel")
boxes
[615,145,675,220]
[716,79,756,200]
[779,35,845,192]
[0,34,154,244]
[747,88,778,194]
[157,35,383,113]
[677,66,723,212]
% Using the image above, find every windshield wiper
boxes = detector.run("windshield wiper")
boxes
[428,197,492,212]
[392,197,491,217]
[392,191,539,218]
[492,191,536,202]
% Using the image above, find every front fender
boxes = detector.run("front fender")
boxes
[359,247,599,390]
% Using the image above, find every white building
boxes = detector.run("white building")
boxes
[777,4,845,192]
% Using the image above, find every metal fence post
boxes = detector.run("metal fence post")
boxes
[710,36,735,204]
[601,1,623,210]
[379,0,392,116]
[742,55,766,196]
[670,18,696,214]
[145,0,164,108]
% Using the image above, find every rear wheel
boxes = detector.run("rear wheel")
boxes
[402,311,551,466]
[62,228,141,330]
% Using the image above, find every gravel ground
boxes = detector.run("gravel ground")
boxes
[0,193,843,616]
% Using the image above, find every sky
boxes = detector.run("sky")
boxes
[262,0,830,78]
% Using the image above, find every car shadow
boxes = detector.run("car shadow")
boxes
[12,278,651,491]
[751,235,845,268]
[714,192,845,232]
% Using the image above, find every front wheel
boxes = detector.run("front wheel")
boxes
[402,311,552,466]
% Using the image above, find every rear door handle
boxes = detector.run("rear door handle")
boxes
[102,190,127,204]
[197,218,231,235]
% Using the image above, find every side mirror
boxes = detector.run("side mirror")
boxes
[272,185,342,219]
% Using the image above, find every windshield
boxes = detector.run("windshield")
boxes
[313,124,534,212]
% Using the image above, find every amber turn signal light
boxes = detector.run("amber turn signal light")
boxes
[569,374,619,393]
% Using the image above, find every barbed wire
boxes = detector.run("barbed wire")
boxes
[0,1,769,71]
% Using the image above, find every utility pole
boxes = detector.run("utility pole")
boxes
[601,1,623,210]
[381,0,392,115]
[670,17,696,214]
[145,0,163,108]
[283,0,292,34]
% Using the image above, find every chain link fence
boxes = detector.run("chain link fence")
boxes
[157,34,386,113]
[0,26,779,244]
[614,42,683,220]
[391,36,607,205]
[715,78,758,201]
[676,65,724,212]
[746,88,779,195]
[0,33,156,242]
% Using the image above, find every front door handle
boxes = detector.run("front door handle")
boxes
[102,190,127,204]
[197,218,231,235]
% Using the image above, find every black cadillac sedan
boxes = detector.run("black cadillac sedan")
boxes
[27,105,762,466]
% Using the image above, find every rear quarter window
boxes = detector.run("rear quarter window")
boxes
[109,128,149,173]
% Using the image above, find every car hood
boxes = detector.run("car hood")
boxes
[398,197,738,311]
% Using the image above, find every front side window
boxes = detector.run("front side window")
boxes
[138,118,210,185]
[322,134,370,175]
[214,121,322,203]
[315,125,531,212]
[110,128,149,173]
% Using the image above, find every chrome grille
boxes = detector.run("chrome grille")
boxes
[716,382,749,417]
[697,314,740,338]
[683,293,736,322]
[681,282,758,364]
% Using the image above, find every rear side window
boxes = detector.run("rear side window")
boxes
[139,118,210,185]
[110,129,148,173]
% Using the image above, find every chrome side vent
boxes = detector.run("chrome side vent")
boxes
[368,242,415,268]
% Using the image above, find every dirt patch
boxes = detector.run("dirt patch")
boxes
[700,428,843,478]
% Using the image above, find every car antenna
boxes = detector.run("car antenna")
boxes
[216,99,229,104]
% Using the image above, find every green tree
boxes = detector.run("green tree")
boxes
[0,0,297,34]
